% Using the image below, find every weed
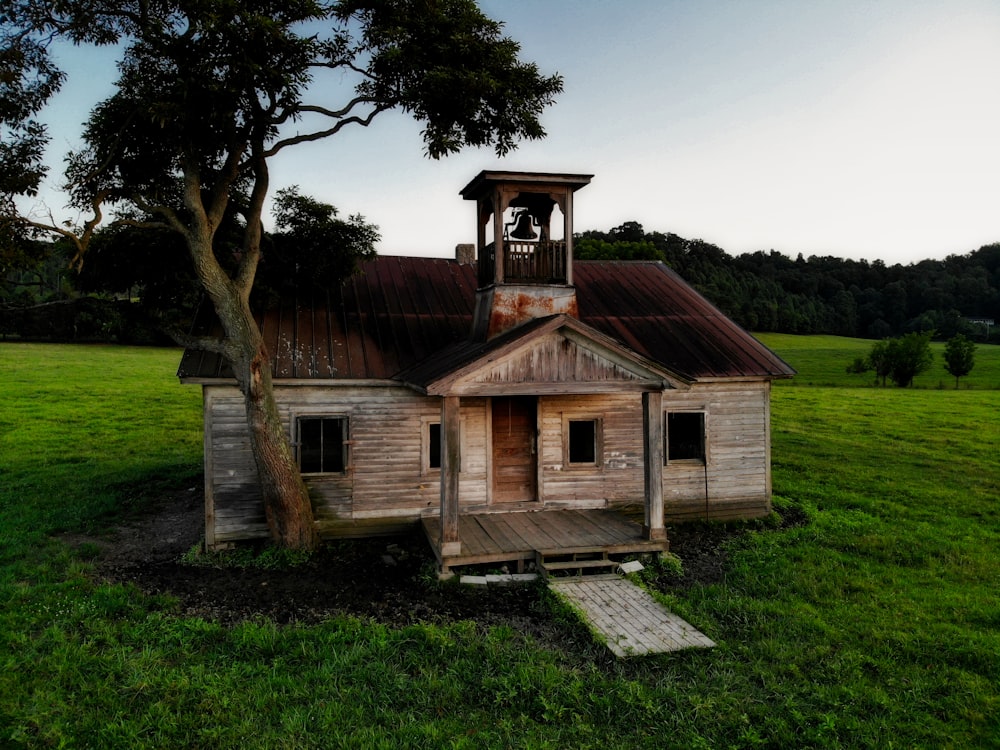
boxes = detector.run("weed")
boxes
[180,542,313,570]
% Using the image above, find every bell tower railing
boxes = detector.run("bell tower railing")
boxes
[477,240,568,287]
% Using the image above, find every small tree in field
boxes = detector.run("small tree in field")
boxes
[852,334,933,387]
[867,339,893,386]
[2,0,562,549]
[887,331,934,387]
[943,333,976,389]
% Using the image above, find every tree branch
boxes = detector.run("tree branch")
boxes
[293,96,376,120]
[163,327,230,356]
[233,143,269,296]
[15,189,108,271]
[265,105,388,156]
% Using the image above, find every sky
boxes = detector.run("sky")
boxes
[29,0,1000,265]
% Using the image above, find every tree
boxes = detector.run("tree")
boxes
[867,339,893,386]
[943,333,976,389]
[887,331,933,388]
[850,333,934,388]
[2,0,562,549]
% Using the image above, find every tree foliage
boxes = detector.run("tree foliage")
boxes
[847,333,934,387]
[943,334,976,389]
[885,332,934,387]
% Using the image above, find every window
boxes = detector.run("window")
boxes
[297,416,347,474]
[427,422,442,470]
[666,412,706,463]
[567,418,601,466]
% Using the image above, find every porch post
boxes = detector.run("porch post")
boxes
[642,390,666,540]
[439,395,462,556]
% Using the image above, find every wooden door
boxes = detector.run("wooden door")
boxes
[492,396,537,503]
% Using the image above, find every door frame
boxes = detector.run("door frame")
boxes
[488,395,539,505]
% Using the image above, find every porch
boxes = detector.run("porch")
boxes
[421,508,669,574]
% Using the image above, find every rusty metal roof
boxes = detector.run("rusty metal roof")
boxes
[177,256,794,382]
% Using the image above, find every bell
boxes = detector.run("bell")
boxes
[508,209,538,240]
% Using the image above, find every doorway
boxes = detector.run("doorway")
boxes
[491,396,537,504]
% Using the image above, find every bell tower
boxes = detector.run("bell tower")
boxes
[460,170,592,340]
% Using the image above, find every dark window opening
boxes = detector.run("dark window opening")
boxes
[568,419,597,464]
[298,417,346,473]
[666,412,705,462]
[428,422,442,470]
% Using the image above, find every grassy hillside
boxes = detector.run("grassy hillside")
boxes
[757,332,1000,389]
[1,341,998,748]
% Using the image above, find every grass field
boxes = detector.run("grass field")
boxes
[756,332,1000,389]
[2,341,999,748]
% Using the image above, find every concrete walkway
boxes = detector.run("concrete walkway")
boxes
[549,575,715,657]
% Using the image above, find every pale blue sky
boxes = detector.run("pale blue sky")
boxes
[28,0,1000,264]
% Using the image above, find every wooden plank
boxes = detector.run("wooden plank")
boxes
[574,510,636,544]
[543,510,607,547]
[458,515,505,557]
[473,514,524,554]
[522,511,582,548]
[503,511,566,551]
[549,577,715,657]
[481,513,531,552]
[440,395,461,548]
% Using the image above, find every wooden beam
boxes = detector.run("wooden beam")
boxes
[439,395,462,555]
[643,390,666,540]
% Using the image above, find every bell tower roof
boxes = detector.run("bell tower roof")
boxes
[459,170,593,201]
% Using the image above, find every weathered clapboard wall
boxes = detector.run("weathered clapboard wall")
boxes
[538,393,645,507]
[659,381,772,521]
[200,379,773,547]
[536,384,772,520]
[202,384,489,546]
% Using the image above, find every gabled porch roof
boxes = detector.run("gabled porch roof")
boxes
[396,314,690,397]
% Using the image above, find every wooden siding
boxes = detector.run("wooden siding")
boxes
[454,332,650,394]
[660,382,772,521]
[538,393,645,507]
[203,384,489,545]
[201,380,773,546]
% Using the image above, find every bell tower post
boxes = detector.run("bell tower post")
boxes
[460,171,592,340]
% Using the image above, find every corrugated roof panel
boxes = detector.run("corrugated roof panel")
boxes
[178,256,794,382]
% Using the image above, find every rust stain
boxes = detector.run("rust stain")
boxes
[486,288,579,339]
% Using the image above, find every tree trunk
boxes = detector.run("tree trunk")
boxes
[241,336,318,549]
[208,276,318,550]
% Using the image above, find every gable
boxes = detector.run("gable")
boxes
[409,316,688,397]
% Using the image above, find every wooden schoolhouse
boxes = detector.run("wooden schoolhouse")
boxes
[179,171,794,572]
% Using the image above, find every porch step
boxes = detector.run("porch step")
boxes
[535,547,619,579]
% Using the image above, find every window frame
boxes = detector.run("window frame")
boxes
[664,410,708,466]
[563,415,603,468]
[422,417,442,474]
[292,412,351,476]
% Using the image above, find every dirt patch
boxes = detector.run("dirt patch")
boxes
[67,481,781,641]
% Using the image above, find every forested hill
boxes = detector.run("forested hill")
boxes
[576,222,1000,342]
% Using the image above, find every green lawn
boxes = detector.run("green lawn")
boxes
[1,341,998,748]
[756,332,1000,389]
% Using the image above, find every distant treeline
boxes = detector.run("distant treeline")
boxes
[577,222,1000,342]
[4,222,999,344]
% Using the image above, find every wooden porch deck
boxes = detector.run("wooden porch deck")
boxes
[421,509,669,573]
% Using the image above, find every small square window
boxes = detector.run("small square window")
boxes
[666,412,705,462]
[568,419,598,465]
[298,416,347,474]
